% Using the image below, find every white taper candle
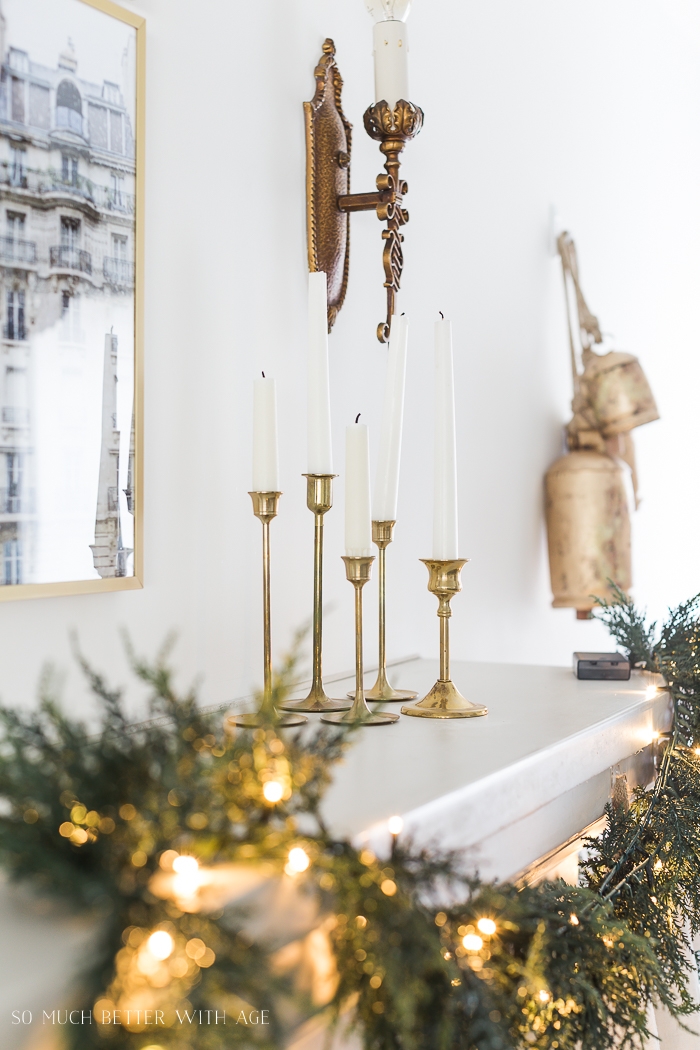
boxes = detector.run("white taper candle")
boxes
[432,318,459,559]
[373,314,408,522]
[252,373,279,492]
[345,417,372,556]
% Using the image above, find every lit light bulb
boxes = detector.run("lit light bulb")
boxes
[569,914,580,926]
[538,989,551,1003]
[387,815,403,835]
[172,855,199,875]
[286,846,310,875]
[262,780,284,803]
[462,933,483,952]
[365,0,411,22]
[476,917,497,936]
[645,685,659,700]
[147,930,174,961]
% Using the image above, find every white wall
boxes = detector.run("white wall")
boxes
[1,0,699,720]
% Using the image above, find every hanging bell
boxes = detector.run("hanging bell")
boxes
[579,348,659,436]
[545,449,631,618]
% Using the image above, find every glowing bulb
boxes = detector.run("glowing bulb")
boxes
[147,930,174,961]
[694,747,700,757]
[262,780,284,803]
[365,0,411,22]
[654,858,663,872]
[538,989,551,1003]
[387,815,403,835]
[286,847,310,874]
[476,918,496,936]
[569,914,579,926]
[462,934,483,952]
[172,855,199,875]
[645,685,659,700]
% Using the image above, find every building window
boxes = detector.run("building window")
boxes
[103,82,120,105]
[28,83,50,130]
[5,291,26,341]
[9,147,26,188]
[110,173,124,208]
[60,216,80,249]
[5,452,23,511]
[11,77,25,124]
[60,290,83,343]
[7,212,26,240]
[8,49,29,73]
[112,234,128,261]
[56,79,83,135]
[109,111,123,154]
[61,153,79,187]
[3,540,22,585]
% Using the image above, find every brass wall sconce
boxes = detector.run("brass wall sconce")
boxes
[305,39,423,342]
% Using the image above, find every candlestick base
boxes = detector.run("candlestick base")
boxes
[348,679,418,703]
[280,688,351,714]
[401,679,487,719]
[321,708,399,727]
[400,557,488,720]
[228,711,308,729]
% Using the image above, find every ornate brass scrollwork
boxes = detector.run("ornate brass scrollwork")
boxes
[305,40,423,343]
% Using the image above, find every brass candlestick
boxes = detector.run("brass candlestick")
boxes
[401,559,488,719]
[229,493,307,729]
[322,556,399,727]
[347,520,417,702]
[280,475,351,713]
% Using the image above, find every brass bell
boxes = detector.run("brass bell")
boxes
[545,232,658,617]
[545,449,631,619]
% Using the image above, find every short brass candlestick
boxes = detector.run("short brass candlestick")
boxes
[347,521,417,702]
[322,555,399,727]
[401,559,488,719]
[280,475,351,713]
[229,493,307,729]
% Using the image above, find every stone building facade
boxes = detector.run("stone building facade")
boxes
[0,1,135,584]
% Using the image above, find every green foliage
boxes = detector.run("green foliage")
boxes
[0,594,700,1048]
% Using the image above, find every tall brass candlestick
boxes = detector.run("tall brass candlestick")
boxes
[322,555,399,727]
[280,475,351,713]
[401,559,488,719]
[347,520,417,702]
[230,493,307,729]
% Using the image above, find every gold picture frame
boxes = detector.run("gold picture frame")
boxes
[0,0,145,601]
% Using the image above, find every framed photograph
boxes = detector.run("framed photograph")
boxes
[0,0,143,600]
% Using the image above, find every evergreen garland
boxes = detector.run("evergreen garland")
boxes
[0,590,699,1049]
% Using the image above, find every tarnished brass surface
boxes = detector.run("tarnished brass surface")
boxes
[544,450,631,613]
[348,520,417,702]
[305,41,423,342]
[322,557,399,727]
[402,559,488,720]
[578,350,659,437]
[304,40,352,333]
[230,495,307,729]
[280,475,351,714]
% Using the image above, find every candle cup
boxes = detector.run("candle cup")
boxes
[401,559,488,719]
[279,475,352,713]
[322,556,399,727]
[347,520,417,702]
[228,493,308,729]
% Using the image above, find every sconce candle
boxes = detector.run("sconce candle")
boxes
[345,417,372,556]
[307,271,333,475]
[252,374,279,492]
[366,0,411,109]
[433,317,459,560]
[373,313,408,522]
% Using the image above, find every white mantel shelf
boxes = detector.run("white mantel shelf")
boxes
[316,659,671,881]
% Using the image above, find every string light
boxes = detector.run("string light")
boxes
[645,685,659,700]
[146,930,174,961]
[286,846,310,875]
[172,854,201,898]
[462,933,483,952]
[476,917,496,936]
[569,914,580,926]
[387,815,403,835]
[262,780,284,803]
[539,989,551,1003]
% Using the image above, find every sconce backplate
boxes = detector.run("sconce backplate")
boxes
[304,39,352,333]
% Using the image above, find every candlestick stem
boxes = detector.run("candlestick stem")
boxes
[229,493,307,729]
[402,559,488,719]
[280,476,351,712]
[347,520,416,702]
[322,556,398,726]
